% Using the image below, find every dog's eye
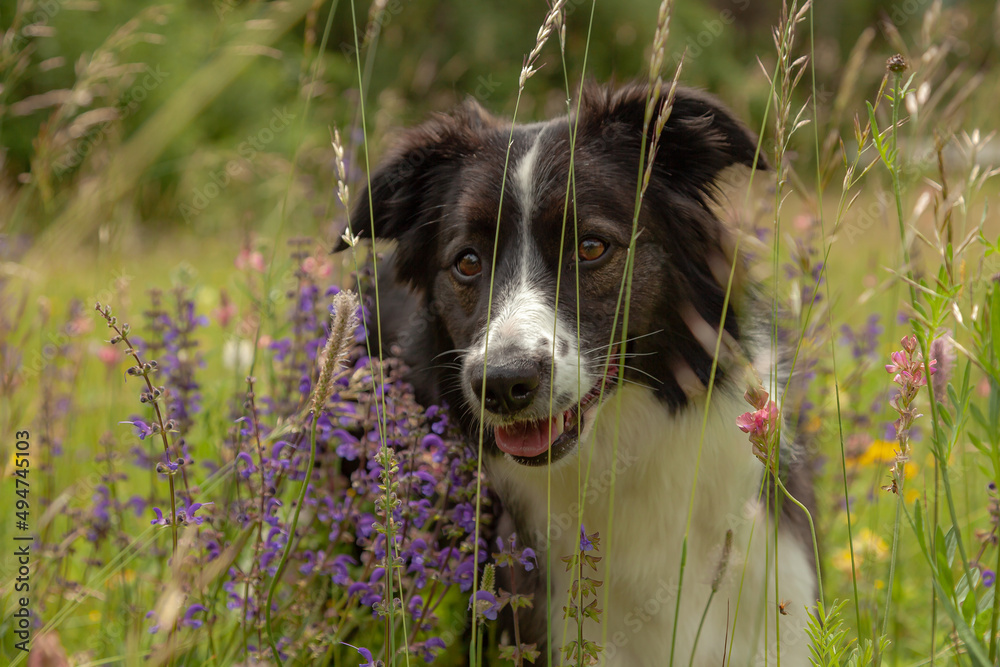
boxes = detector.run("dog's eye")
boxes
[578,237,608,263]
[455,251,482,278]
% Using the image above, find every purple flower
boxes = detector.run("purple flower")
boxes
[124,419,152,440]
[984,569,996,587]
[341,642,377,667]
[579,525,594,552]
[455,559,475,591]
[127,495,147,516]
[411,470,437,497]
[413,637,446,662]
[333,429,361,461]
[332,554,357,586]
[182,604,208,629]
[235,452,257,478]
[150,507,169,526]
[839,314,883,359]
[451,503,476,532]
[520,547,537,571]
[185,502,213,525]
[469,590,500,621]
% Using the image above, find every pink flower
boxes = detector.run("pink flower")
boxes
[737,389,780,464]
[303,256,332,279]
[885,350,907,375]
[884,334,937,474]
[213,289,237,327]
[97,345,118,368]
[235,248,266,273]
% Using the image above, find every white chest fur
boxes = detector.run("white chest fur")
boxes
[488,385,816,666]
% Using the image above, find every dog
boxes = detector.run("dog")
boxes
[336,82,817,665]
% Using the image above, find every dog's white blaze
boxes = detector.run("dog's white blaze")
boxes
[485,281,555,351]
[488,383,816,666]
[515,129,544,244]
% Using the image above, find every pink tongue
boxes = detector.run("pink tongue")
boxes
[495,416,564,458]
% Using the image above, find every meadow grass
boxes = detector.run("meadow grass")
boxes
[2,0,1000,665]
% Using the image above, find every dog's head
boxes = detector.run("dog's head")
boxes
[336,83,763,466]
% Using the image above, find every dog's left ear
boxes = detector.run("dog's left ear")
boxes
[582,82,767,196]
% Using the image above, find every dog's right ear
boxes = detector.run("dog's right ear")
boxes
[333,100,498,286]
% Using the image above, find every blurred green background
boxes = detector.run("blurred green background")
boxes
[2,0,997,249]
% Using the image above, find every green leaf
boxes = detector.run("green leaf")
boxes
[866,101,884,157]
[947,382,961,412]
[962,578,978,627]
[938,406,954,430]
[945,526,958,568]
[936,526,955,593]
[957,566,983,605]
[912,500,925,549]
[970,402,985,426]
[977,582,995,615]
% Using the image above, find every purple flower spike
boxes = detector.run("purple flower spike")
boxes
[579,525,594,552]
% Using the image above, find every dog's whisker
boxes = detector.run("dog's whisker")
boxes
[579,329,664,354]
[432,348,468,360]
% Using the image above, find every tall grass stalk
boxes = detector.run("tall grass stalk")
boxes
[545,0,602,661]
[766,4,812,661]
[467,0,565,651]
[264,292,357,665]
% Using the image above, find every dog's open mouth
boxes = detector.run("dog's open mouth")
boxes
[493,361,621,466]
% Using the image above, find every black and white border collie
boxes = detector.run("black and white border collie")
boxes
[337,83,817,665]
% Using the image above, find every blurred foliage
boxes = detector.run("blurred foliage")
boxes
[0,0,998,236]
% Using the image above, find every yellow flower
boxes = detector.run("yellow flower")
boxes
[857,440,899,466]
[832,528,890,575]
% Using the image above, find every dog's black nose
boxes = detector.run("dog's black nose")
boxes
[470,362,540,414]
